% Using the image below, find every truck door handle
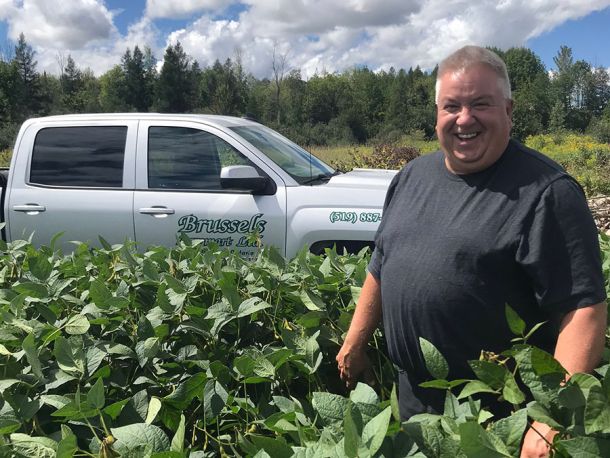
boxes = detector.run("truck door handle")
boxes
[139,207,175,216]
[13,204,46,213]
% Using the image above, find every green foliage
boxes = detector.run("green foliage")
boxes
[1,237,609,456]
[525,133,610,195]
[331,143,420,171]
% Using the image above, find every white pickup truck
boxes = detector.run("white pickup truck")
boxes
[0,114,396,258]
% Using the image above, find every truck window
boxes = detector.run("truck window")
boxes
[147,126,252,190]
[30,126,127,187]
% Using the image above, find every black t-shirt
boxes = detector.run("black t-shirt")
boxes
[369,139,606,418]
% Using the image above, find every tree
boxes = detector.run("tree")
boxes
[155,42,196,113]
[60,55,84,112]
[99,65,128,112]
[271,44,289,124]
[13,33,40,118]
[122,46,152,111]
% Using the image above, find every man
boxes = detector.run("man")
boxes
[336,45,607,458]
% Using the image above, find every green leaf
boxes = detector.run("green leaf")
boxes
[203,380,228,422]
[350,382,379,405]
[13,282,48,299]
[64,314,90,335]
[8,433,58,456]
[0,403,21,435]
[362,406,391,455]
[584,384,610,434]
[237,297,271,318]
[390,383,401,421]
[249,435,293,458]
[458,380,497,400]
[490,409,527,456]
[526,401,563,430]
[135,337,159,367]
[458,421,512,457]
[57,426,78,458]
[29,255,53,282]
[145,397,162,424]
[111,423,170,453]
[343,402,363,458]
[468,360,508,390]
[502,372,526,405]
[419,337,449,380]
[54,336,85,376]
[504,304,525,336]
[87,377,105,409]
[312,392,349,425]
[22,333,44,380]
[170,414,186,453]
[558,437,610,457]
[299,289,326,311]
[164,373,206,410]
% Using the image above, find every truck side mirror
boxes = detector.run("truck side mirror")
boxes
[220,165,269,194]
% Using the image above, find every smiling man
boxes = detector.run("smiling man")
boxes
[336,46,607,458]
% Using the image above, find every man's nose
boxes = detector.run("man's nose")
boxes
[456,106,476,125]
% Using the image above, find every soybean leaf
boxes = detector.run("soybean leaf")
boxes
[248,435,293,458]
[135,337,159,367]
[504,304,525,336]
[490,409,527,456]
[111,423,170,453]
[22,333,44,380]
[203,380,228,422]
[87,377,105,409]
[8,433,58,457]
[362,406,392,455]
[343,402,363,458]
[13,282,48,299]
[237,297,271,318]
[64,314,90,335]
[584,384,610,434]
[350,382,379,405]
[57,426,78,458]
[469,360,508,390]
[312,392,349,425]
[29,255,53,282]
[299,289,325,311]
[458,421,512,457]
[419,337,449,380]
[170,414,186,453]
[458,380,497,400]
[54,336,85,376]
[557,437,610,457]
[145,397,162,424]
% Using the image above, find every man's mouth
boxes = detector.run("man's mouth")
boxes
[455,132,479,140]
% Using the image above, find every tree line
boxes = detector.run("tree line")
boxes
[1,33,610,151]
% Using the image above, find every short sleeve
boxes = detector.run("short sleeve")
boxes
[516,177,606,313]
[367,169,402,280]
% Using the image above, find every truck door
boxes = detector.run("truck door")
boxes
[6,122,137,250]
[133,122,286,258]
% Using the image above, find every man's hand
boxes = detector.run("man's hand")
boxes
[336,343,375,390]
[335,272,382,390]
[520,421,557,458]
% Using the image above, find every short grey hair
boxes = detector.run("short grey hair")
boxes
[435,45,511,103]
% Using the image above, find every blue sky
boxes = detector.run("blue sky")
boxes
[1,1,609,78]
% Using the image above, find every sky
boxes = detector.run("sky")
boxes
[0,0,609,80]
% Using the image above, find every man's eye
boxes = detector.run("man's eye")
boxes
[444,104,459,113]
[473,102,491,110]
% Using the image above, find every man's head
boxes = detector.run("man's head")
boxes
[435,46,513,174]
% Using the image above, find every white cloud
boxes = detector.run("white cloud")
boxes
[145,0,234,19]
[3,0,610,79]
[6,0,116,49]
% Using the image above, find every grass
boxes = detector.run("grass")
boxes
[0,149,12,168]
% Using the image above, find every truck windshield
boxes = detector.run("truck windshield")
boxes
[230,125,335,184]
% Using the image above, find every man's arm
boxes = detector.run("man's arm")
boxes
[521,302,608,458]
[336,272,382,389]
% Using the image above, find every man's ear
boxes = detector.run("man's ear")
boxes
[505,99,514,118]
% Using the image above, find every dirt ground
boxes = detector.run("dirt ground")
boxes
[588,196,610,234]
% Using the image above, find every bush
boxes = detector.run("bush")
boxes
[332,143,420,171]
[525,133,610,196]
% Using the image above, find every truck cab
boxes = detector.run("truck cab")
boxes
[4,114,396,258]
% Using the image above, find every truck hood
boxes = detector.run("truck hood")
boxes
[326,168,397,189]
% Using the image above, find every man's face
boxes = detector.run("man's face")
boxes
[436,64,513,174]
